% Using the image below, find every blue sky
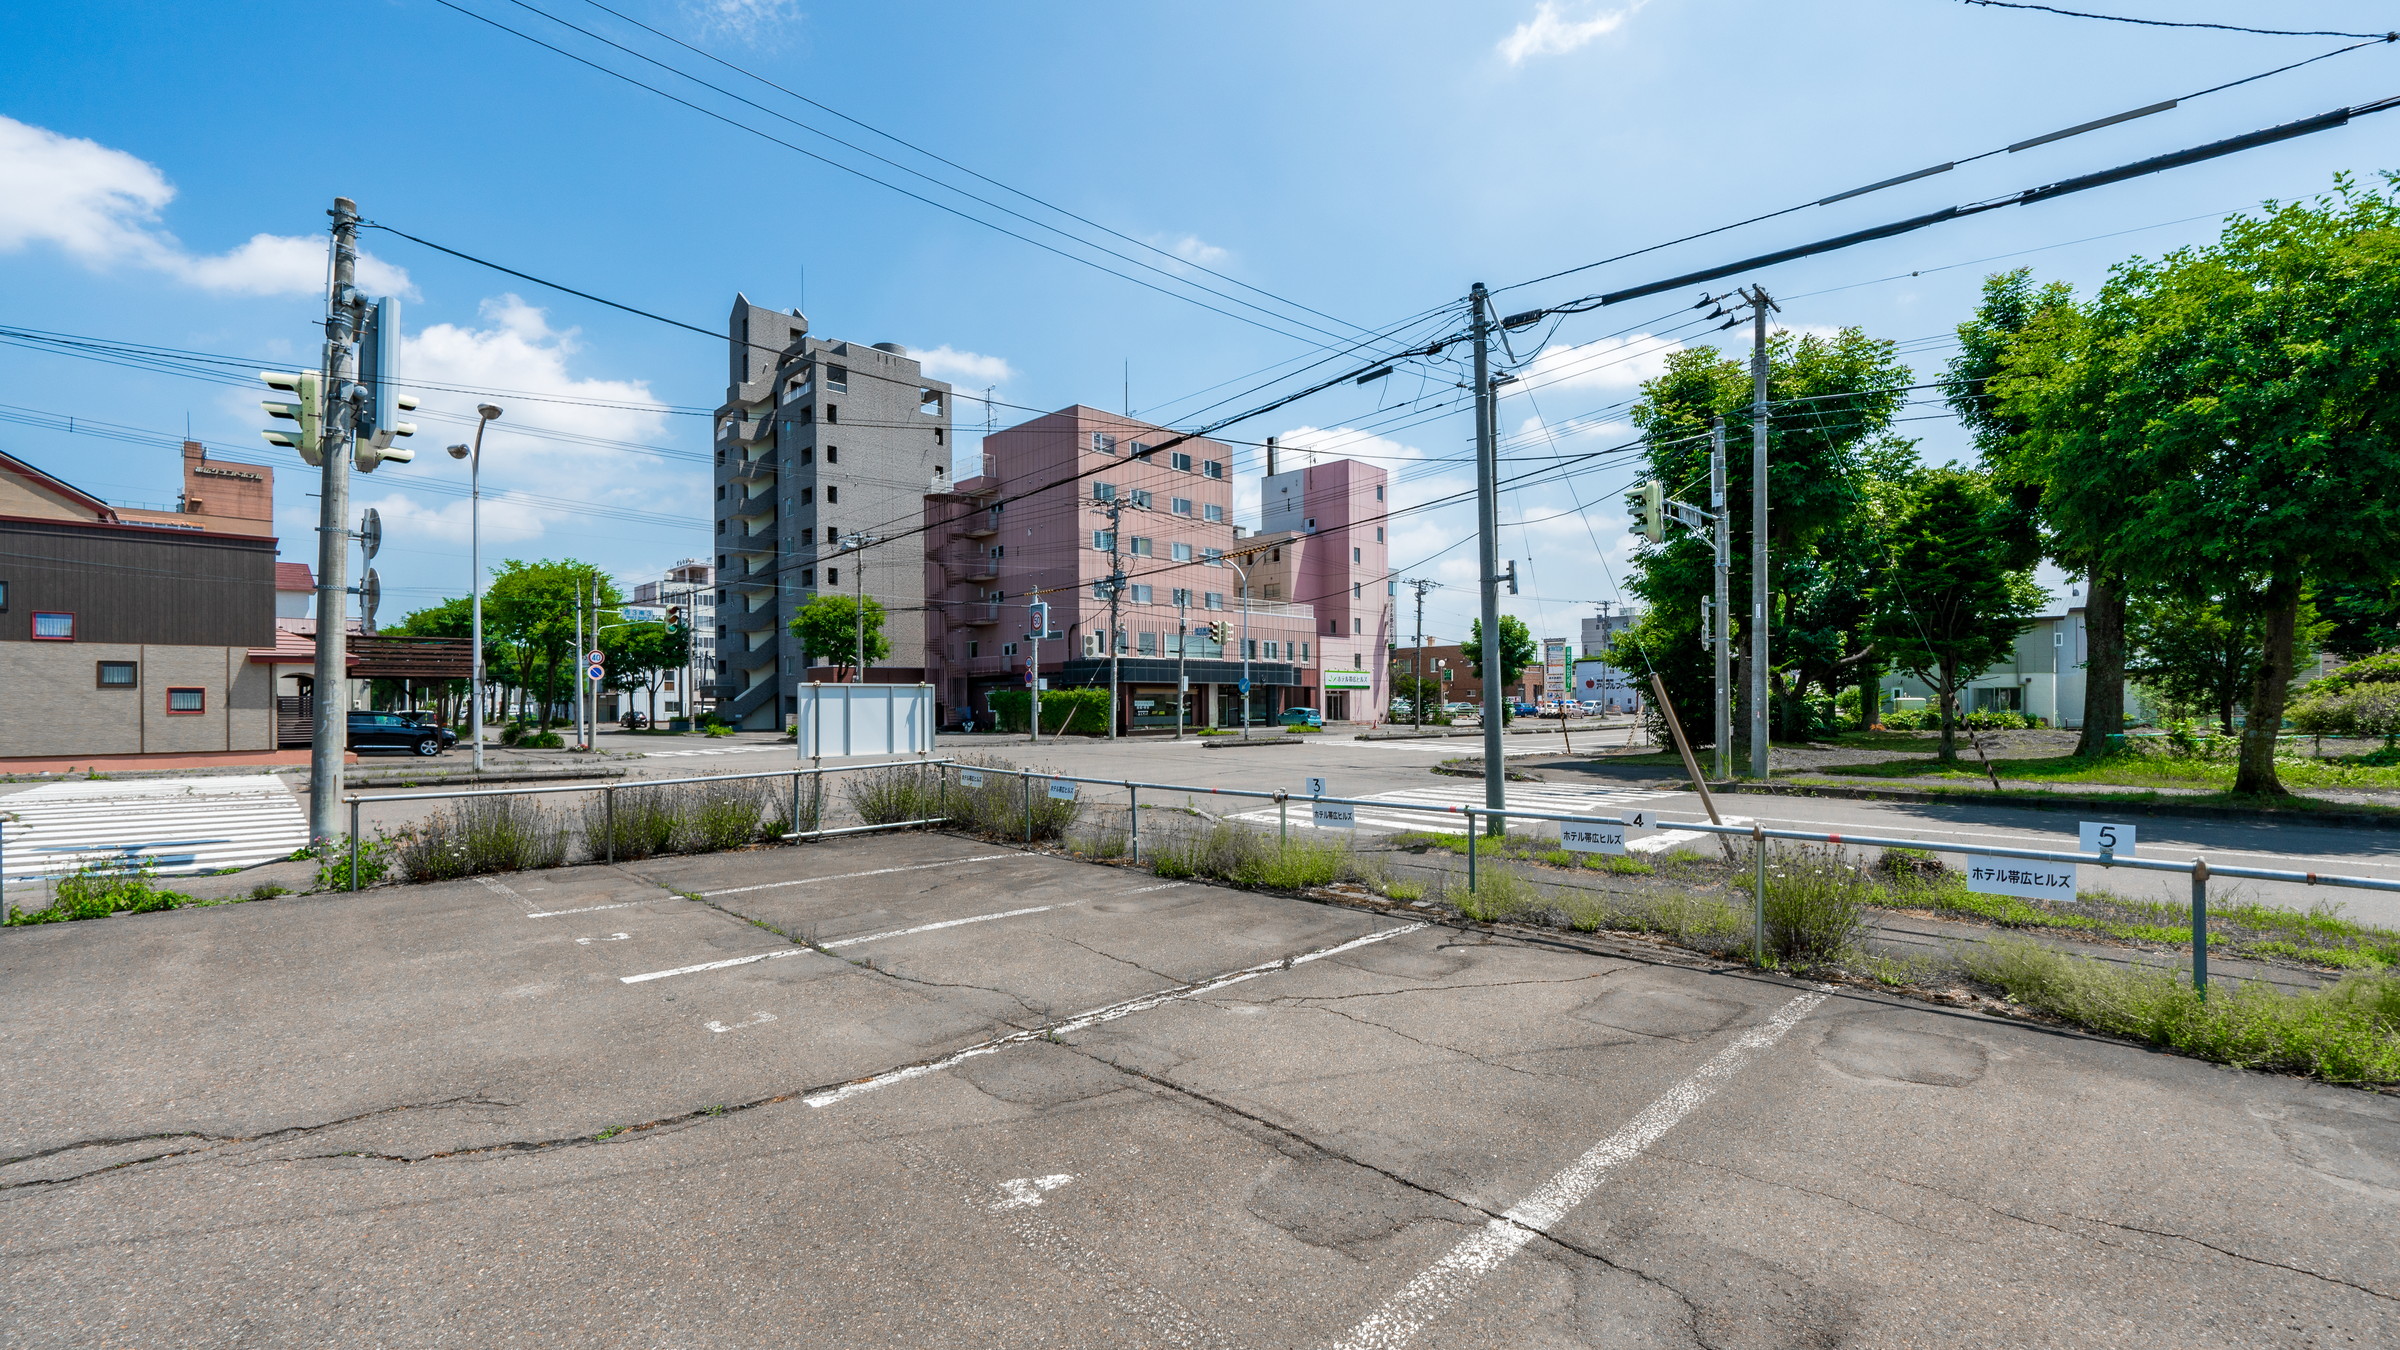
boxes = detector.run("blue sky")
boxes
[2,0,2392,643]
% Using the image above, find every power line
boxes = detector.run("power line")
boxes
[1959,1,2397,40]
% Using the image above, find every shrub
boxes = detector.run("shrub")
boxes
[1880,708,2034,732]
[1875,846,1947,881]
[2288,684,2400,747]
[2304,653,2400,701]
[846,764,948,825]
[939,756,1079,841]
[582,778,785,859]
[702,723,735,739]
[399,796,569,881]
[518,730,565,750]
[1145,819,1381,892]
[1962,938,2400,1084]
[1759,844,1874,964]
[986,688,1109,735]
[6,860,193,924]
[314,832,402,891]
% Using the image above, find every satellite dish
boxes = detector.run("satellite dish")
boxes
[359,507,382,564]
[361,568,381,634]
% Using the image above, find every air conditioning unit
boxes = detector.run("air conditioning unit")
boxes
[1081,633,1103,657]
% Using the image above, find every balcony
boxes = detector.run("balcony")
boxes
[963,522,999,539]
[936,545,1000,584]
[731,456,777,484]
[729,604,778,632]
[947,603,1003,626]
[729,526,777,555]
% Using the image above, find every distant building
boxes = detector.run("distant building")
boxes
[711,297,953,728]
[923,407,1318,729]
[1576,605,1642,712]
[1251,457,1392,721]
[0,448,280,766]
[632,558,715,717]
[1403,641,1544,707]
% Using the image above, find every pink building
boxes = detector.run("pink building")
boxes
[924,407,1323,730]
[1250,458,1393,722]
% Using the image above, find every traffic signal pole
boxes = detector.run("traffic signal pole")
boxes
[1711,416,1732,782]
[308,198,363,845]
[1471,283,1505,837]
[1746,286,1775,779]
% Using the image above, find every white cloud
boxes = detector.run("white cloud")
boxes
[687,0,800,43]
[352,491,547,548]
[1498,0,1646,64]
[914,344,1015,387]
[1163,234,1229,267]
[0,114,410,297]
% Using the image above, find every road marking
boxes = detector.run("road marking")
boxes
[698,853,1020,897]
[993,1174,1075,1210]
[805,922,1428,1109]
[705,1012,777,1033]
[1326,986,1830,1350]
[618,904,1063,984]
[1118,882,1187,894]
[642,744,790,758]
[576,933,632,944]
[525,900,644,919]
[0,774,306,878]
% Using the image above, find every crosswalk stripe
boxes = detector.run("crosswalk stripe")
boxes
[1230,779,1680,836]
[0,775,308,879]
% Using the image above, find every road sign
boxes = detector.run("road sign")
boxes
[1560,819,1627,855]
[1238,678,1251,694]
[1305,777,1328,798]
[2079,821,2135,857]
[1966,855,2077,903]
[1047,778,1076,801]
[585,663,605,681]
[586,650,604,664]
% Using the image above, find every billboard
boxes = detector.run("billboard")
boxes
[1573,658,1640,712]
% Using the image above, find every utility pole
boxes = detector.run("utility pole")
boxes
[1745,285,1777,779]
[1711,416,1732,782]
[573,577,585,749]
[1026,588,1044,743]
[1403,577,1436,733]
[1089,492,1132,738]
[1174,591,1189,740]
[1470,283,1505,836]
[307,198,364,845]
[839,532,884,681]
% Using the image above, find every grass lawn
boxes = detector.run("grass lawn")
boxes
[1799,750,2400,794]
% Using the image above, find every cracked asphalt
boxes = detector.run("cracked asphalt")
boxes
[4,831,2397,1348]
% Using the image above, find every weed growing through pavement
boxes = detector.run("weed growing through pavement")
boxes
[398,797,568,882]
[1145,819,1384,893]
[247,882,292,901]
[1758,844,1875,966]
[575,779,784,862]
[4,860,195,924]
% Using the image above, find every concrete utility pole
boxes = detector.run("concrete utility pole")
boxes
[839,532,884,682]
[1711,416,1732,782]
[1089,493,1131,738]
[1403,577,1436,732]
[1026,587,1043,743]
[1744,285,1778,779]
[1470,283,1505,836]
[1174,592,1189,740]
[308,198,364,844]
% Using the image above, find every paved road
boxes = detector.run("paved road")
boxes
[3,833,2393,1346]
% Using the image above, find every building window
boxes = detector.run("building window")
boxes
[1172,587,1191,606]
[1003,642,1018,656]
[1375,485,1384,501]
[1354,617,1363,634]
[1128,536,1153,556]
[1171,542,1193,562]
[1092,432,1117,456]
[1092,530,1115,551]
[1093,482,1117,501]
[1093,581,1113,601]
[1203,548,1223,565]
[1129,441,1150,458]
[825,405,839,425]
[1375,527,1384,542]
[1245,639,1257,659]
[1138,631,1157,655]
[826,568,839,585]
[826,526,839,544]
[825,485,838,504]
[1203,503,1224,523]
[165,687,205,714]
[1353,583,1362,598]
[1172,497,1193,516]
[1264,585,1280,599]
[1265,641,1280,660]
[826,446,839,463]
[1353,547,1362,564]
[1170,451,1193,472]
[1389,580,1398,596]
[1328,619,1338,635]
[1130,584,1153,603]
[800,447,814,464]
[1130,488,1153,509]
[31,611,73,641]
[1300,642,1310,661]
[96,661,137,688]
[800,487,813,504]
[1204,592,1225,610]
[1203,460,1225,479]
[716,520,725,535]
[966,640,980,657]
[715,485,725,500]
[826,366,849,392]
[800,568,814,585]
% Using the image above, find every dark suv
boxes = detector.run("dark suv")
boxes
[347,711,455,757]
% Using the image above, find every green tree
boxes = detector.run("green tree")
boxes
[1462,614,1537,692]
[1870,469,2044,761]
[2126,589,2329,735]
[1620,326,1916,750]
[1999,178,2400,793]
[1944,269,2124,754]
[790,594,889,678]
[602,621,691,719]
[486,559,622,726]
[2314,580,2400,662]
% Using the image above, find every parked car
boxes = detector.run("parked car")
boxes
[1280,706,1324,728]
[347,710,455,757]
[1511,701,1539,717]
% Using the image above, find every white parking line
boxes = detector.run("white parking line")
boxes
[1327,986,1831,1350]
[804,922,1428,1109]
[698,853,1020,897]
[619,904,1065,983]
[525,900,644,919]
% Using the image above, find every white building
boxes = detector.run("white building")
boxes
[632,558,714,716]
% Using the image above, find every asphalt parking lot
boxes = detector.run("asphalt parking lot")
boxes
[4,831,2397,1347]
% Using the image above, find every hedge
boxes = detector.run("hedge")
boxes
[987,687,1110,734]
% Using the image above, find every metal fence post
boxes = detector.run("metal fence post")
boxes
[1024,770,1034,844]
[604,783,617,863]
[2191,857,2210,997]
[1466,808,1478,892]
[1752,822,1767,964]
[348,799,362,891]
[790,770,802,840]
[1127,782,1140,863]
[1277,790,1288,844]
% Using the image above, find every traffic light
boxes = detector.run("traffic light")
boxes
[355,296,418,472]
[260,370,323,465]
[1631,480,1665,544]
[1209,621,1229,645]
[665,605,684,629]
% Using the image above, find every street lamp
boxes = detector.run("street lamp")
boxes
[446,402,502,771]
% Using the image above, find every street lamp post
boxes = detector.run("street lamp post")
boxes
[1226,557,1253,737]
[445,403,502,772]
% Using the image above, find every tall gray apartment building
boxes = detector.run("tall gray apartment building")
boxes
[710,296,955,728]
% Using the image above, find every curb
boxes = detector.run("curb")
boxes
[1202,737,1306,750]
[320,769,632,792]
[1714,779,2400,832]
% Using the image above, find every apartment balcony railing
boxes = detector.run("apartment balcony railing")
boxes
[731,456,778,484]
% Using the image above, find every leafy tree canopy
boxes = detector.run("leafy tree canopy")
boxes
[1462,614,1537,688]
[790,594,889,674]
